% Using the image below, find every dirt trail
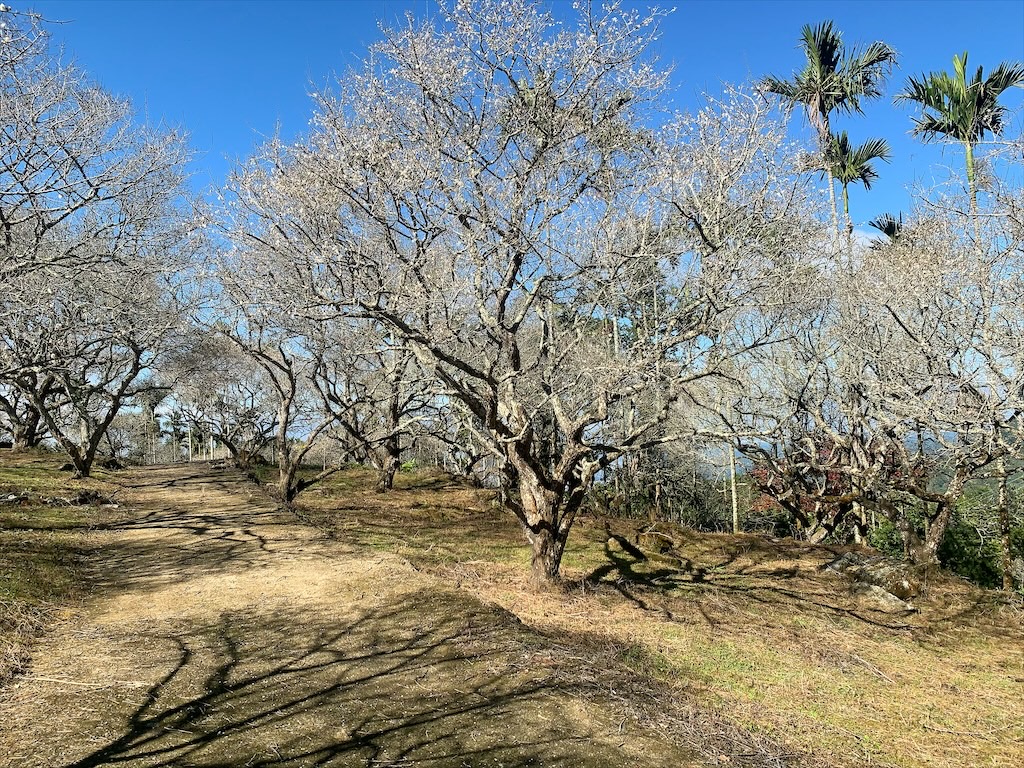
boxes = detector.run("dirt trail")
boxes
[0,463,695,767]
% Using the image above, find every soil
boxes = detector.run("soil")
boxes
[0,463,699,767]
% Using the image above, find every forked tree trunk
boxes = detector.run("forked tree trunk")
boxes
[907,500,953,566]
[53,429,100,478]
[278,460,299,504]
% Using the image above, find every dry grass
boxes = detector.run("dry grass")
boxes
[0,450,125,686]
[1,461,701,768]
[300,468,1024,768]
[3,457,1021,767]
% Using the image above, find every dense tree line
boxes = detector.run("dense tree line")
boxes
[1,2,1022,589]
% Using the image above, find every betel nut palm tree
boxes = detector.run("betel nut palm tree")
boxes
[825,131,892,237]
[896,52,1024,219]
[762,21,897,233]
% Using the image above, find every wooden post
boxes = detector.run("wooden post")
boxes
[730,445,739,534]
[998,456,1013,591]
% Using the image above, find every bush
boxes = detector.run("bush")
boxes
[938,520,1007,589]
[867,518,904,559]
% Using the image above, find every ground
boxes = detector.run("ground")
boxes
[1,456,1022,767]
[0,461,697,767]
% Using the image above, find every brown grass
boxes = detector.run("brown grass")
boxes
[0,450,125,686]
[299,467,1024,768]
[1,460,702,767]
[3,457,1021,767]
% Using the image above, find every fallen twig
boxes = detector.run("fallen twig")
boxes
[850,653,895,683]
[21,676,147,688]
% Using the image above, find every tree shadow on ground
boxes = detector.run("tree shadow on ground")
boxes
[585,529,921,632]
[60,591,645,768]
[67,464,332,594]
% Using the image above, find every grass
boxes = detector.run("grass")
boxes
[298,466,1024,768]
[4,456,1022,767]
[0,450,124,686]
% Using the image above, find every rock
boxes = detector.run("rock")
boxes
[824,551,922,602]
[864,560,921,600]
[824,551,865,573]
[853,582,916,612]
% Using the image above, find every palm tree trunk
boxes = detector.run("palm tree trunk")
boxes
[965,140,983,245]
[965,140,977,213]
[827,168,839,236]
[842,182,853,250]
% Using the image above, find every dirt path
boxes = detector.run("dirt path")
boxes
[0,463,696,767]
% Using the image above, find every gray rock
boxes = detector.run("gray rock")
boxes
[852,582,916,612]
[825,551,922,605]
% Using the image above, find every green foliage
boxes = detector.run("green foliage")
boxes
[868,212,903,242]
[762,21,897,139]
[897,51,1024,197]
[938,519,1005,589]
[897,53,1024,145]
[824,132,892,190]
[936,482,1024,589]
[867,518,904,558]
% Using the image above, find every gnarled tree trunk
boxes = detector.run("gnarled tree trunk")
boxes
[375,440,400,492]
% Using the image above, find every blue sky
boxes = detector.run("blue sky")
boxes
[23,0,1024,228]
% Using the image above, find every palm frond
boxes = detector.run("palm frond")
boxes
[804,21,843,75]
[761,75,802,100]
[868,212,903,243]
[763,21,895,142]
[985,60,1024,94]
[824,132,890,189]
[898,52,1024,144]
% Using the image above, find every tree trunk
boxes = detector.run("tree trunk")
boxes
[32,400,96,477]
[58,436,95,478]
[376,446,399,492]
[12,418,40,451]
[909,500,953,566]
[827,168,839,236]
[965,140,977,216]
[806,524,829,545]
[729,445,739,534]
[518,471,567,586]
[842,182,853,247]
[278,459,299,504]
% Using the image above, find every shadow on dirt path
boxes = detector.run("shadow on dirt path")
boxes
[0,463,697,767]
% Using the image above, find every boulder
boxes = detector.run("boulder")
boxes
[824,551,922,604]
[852,582,916,612]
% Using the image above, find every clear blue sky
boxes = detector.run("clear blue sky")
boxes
[23,0,1024,229]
